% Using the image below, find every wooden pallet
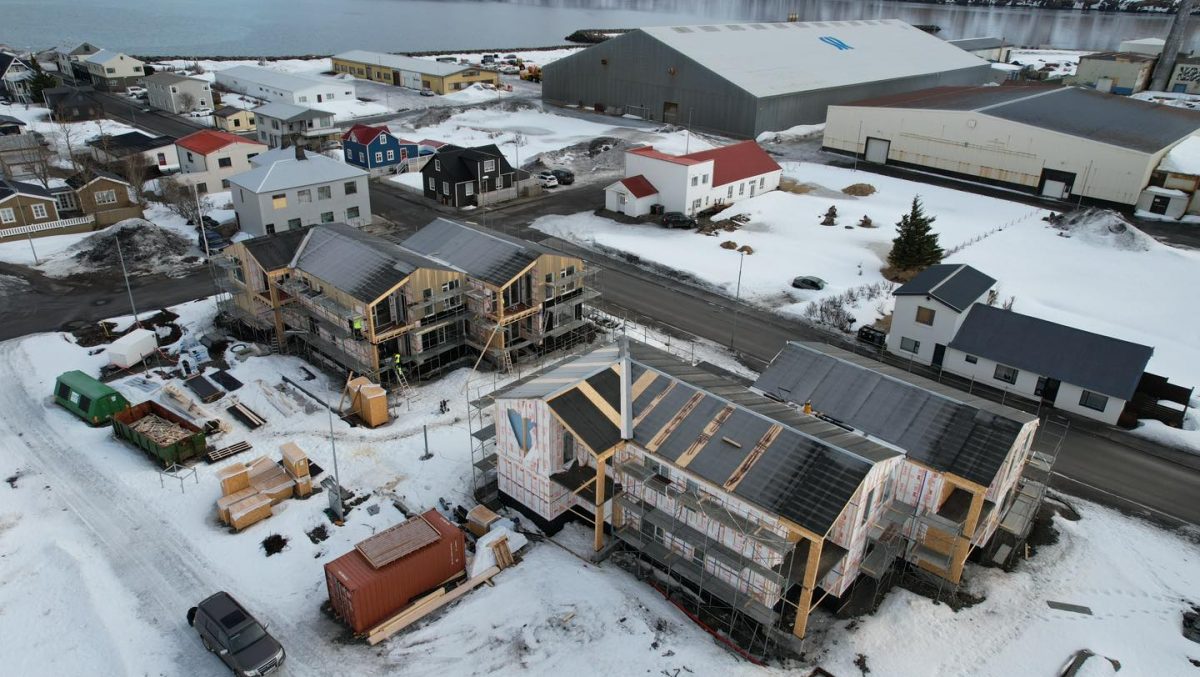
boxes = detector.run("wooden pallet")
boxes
[206,440,252,464]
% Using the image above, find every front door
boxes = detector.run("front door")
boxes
[932,344,946,367]
[662,101,679,125]
[864,137,890,164]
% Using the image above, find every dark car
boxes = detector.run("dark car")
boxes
[188,592,285,676]
[661,212,697,229]
[790,275,827,290]
[857,325,887,349]
[550,169,574,185]
[188,215,221,229]
[199,228,231,253]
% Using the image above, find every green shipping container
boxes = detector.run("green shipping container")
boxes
[54,370,131,426]
[112,401,208,468]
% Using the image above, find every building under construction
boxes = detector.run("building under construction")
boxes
[216,219,596,383]
[469,339,1064,656]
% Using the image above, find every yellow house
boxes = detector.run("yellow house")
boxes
[214,106,256,133]
[332,50,499,95]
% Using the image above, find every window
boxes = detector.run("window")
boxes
[287,218,301,230]
[31,203,47,219]
[428,177,436,190]
[346,206,359,219]
[442,181,449,195]
[423,288,432,300]
[344,181,357,195]
[95,189,117,205]
[239,189,245,202]
[861,489,875,525]
[545,273,554,284]
[105,67,115,74]
[374,152,382,163]
[464,184,474,196]
[221,179,230,189]
[441,279,460,293]
[297,189,311,203]
[320,211,334,223]
[738,182,745,195]
[965,354,978,364]
[196,183,207,194]
[993,364,1019,385]
[1079,390,1109,412]
[899,337,920,354]
[247,153,258,161]
[298,96,308,103]
[317,186,331,200]
[359,152,366,162]
[233,118,241,128]
[186,151,194,162]
[218,157,232,168]
[434,159,441,171]
[703,174,709,184]
[272,194,287,209]
[386,150,394,161]
[562,432,575,464]
[727,186,733,198]
[759,177,765,189]
[691,176,698,187]
[345,148,352,159]
[692,198,701,209]
[265,223,275,234]
[483,159,495,172]
[915,306,936,326]
[0,208,14,224]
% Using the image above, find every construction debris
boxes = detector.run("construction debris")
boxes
[130,413,193,447]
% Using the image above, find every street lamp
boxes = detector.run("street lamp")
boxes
[728,250,745,349]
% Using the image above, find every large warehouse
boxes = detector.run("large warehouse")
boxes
[542,19,993,138]
[821,85,1200,209]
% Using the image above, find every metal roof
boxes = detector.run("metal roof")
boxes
[754,342,1034,487]
[846,86,1200,153]
[143,72,204,86]
[0,178,52,201]
[241,226,311,271]
[216,65,346,94]
[229,147,366,194]
[400,218,542,287]
[334,50,472,77]
[947,37,1006,52]
[291,223,448,303]
[636,20,987,98]
[252,102,332,123]
[948,305,1153,401]
[893,264,995,312]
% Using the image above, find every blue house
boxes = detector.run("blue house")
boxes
[341,124,418,176]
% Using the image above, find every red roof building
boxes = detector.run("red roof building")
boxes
[618,175,658,198]
[176,129,260,156]
[342,123,391,145]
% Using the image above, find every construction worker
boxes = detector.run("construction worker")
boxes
[351,318,363,338]
[393,353,403,374]
[803,400,813,415]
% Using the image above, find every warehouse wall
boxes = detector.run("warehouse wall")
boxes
[823,105,1165,205]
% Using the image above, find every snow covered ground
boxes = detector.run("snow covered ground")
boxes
[1,296,1197,676]
[1007,48,1093,78]
[2,104,139,169]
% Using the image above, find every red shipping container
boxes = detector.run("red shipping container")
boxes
[324,509,465,634]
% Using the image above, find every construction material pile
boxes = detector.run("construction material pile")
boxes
[346,376,389,428]
[61,219,196,276]
[130,414,192,447]
[215,442,313,531]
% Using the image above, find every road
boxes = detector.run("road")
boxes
[94,92,212,139]
[3,181,1198,526]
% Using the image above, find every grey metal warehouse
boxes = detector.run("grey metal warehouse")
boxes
[542,19,993,139]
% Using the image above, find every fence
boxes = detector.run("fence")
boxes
[0,214,95,239]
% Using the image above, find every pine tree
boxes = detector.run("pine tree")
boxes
[887,196,943,271]
[27,71,59,103]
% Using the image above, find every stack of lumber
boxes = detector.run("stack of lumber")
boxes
[131,414,192,446]
[214,458,276,531]
[347,376,389,428]
[248,456,296,504]
[280,442,312,498]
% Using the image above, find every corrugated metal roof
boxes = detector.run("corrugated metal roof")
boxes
[893,263,996,312]
[252,102,332,122]
[217,65,347,94]
[292,223,447,303]
[844,86,1200,153]
[335,50,472,77]
[947,37,1006,52]
[230,147,366,193]
[400,218,542,287]
[638,19,987,98]
[754,342,1034,487]
[948,305,1153,400]
[143,72,204,86]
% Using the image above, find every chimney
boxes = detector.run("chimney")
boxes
[1151,0,1194,92]
[619,337,632,440]
[293,139,306,161]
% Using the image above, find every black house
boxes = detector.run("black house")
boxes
[420,143,516,208]
[42,86,102,122]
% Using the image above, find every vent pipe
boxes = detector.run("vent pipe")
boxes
[619,337,632,440]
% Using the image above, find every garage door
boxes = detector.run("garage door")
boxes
[1041,180,1069,199]
[864,137,890,164]
[400,70,422,90]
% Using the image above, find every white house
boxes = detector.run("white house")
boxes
[886,263,1156,426]
[0,52,34,104]
[252,103,337,149]
[144,72,211,114]
[52,42,101,84]
[229,146,370,236]
[215,65,355,106]
[175,130,267,194]
[603,141,782,217]
[81,50,145,91]
[886,264,997,367]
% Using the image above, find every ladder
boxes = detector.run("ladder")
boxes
[392,363,415,403]
[499,350,514,374]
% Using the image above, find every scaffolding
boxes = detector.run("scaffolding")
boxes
[993,414,1069,562]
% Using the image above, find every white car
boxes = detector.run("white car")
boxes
[189,108,214,118]
[498,65,519,75]
[536,172,558,188]
[125,86,147,98]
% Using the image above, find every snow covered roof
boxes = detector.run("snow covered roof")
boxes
[230,147,366,193]
[845,86,1200,153]
[335,50,472,77]
[252,102,331,122]
[217,65,344,94]
[949,305,1153,401]
[143,72,204,86]
[1158,136,1200,176]
[635,20,988,98]
[616,175,657,198]
[894,264,996,312]
[83,49,138,66]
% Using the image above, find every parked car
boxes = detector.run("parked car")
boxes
[481,55,495,64]
[498,65,519,75]
[188,592,285,677]
[536,171,559,188]
[661,212,697,229]
[503,54,518,60]
[435,56,457,63]
[791,275,827,290]
[420,88,436,97]
[550,169,575,185]
[857,325,887,349]
[189,107,214,118]
[198,228,231,253]
[125,86,147,98]
[187,215,221,229]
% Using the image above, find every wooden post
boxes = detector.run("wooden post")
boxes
[267,270,286,353]
[950,488,986,584]
[593,453,609,552]
[792,536,823,639]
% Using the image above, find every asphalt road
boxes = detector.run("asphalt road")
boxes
[3,180,1197,527]
[94,92,212,138]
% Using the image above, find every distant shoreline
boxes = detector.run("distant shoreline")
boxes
[134,44,579,63]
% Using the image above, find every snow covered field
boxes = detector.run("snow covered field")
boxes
[2,104,139,169]
[1,297,1197,676]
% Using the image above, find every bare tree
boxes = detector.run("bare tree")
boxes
[179,92,197,112]
[122,153,151,206]
[158,177,212,225]
[55,121,82,174]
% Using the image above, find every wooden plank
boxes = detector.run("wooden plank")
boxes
[356,516,440,569]
[792,537,823,639]
[630,371,658,400]
[723,424,782,492]
[645,391,705,453]
[675,405,734,469]
[576,381,621,427]
[633,381,676,427]
[366,566,502,645]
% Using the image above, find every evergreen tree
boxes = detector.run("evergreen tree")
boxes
[27,71,59,104]
[887,196,943,271]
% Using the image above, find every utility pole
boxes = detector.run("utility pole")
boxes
[728,250,745,349]
[114,234,139,327]
[326,399,344,521]
[192,182,210,258]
